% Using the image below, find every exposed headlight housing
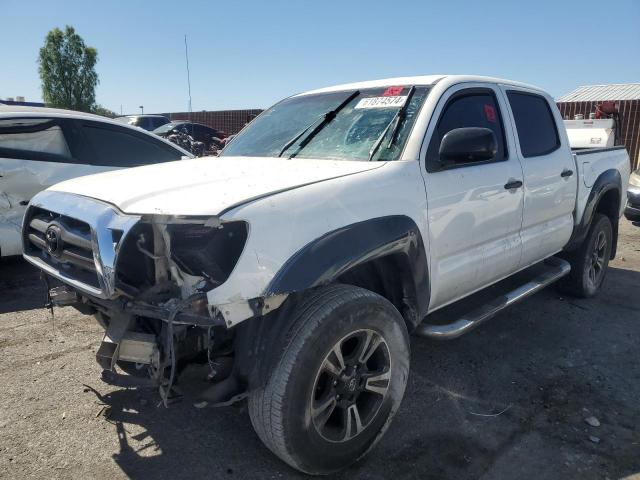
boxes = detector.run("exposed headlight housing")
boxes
[114,219,248,295]
[168,221,248,286]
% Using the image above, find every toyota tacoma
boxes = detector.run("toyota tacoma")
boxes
[22,75,630,474]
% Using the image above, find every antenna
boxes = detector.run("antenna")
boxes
[184,34,193,135]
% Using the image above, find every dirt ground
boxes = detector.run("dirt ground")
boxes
[0,220,639,480]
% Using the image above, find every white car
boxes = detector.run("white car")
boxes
[23,75,630,474]
[0,106,192,257]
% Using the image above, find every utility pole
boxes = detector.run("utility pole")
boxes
[184,34,193,138]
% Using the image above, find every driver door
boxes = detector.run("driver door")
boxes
[421,84,525,311]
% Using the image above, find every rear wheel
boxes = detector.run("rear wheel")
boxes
[248,284,410,475]
[560,213,612,297]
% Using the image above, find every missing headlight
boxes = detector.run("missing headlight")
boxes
[168,221,248,286]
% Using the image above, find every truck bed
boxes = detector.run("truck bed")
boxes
[572,146,630,226]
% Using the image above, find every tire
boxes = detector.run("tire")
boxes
[560,213,612,298]
[248,284,410,475]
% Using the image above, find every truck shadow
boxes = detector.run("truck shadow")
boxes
[89,384,293,479]
[94,265,640,480]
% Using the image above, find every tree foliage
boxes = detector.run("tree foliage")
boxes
[92,104,117,118]
[38,26,99,112]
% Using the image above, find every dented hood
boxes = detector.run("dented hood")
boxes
[47,156,385,216]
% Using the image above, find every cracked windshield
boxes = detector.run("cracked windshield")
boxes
[222,86,430,161]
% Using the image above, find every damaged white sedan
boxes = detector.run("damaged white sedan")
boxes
[23,76,629,474]
[0,105,191,257]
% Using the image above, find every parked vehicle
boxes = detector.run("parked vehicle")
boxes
[624,168,640,221]
[114,114,170,131]
[153,120,225,152]
[166,130,206,157]
[0,106,192,257]
[22,75,630,474]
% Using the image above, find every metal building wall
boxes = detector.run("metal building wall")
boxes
[557,100,640,171]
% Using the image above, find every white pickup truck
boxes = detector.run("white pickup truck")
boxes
[22,75,630,474]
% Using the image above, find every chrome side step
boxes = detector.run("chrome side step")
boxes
[415,257,571,340]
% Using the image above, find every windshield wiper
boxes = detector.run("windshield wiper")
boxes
[368,86,416,161]
[278,119,318,157]
[279,90,360,159]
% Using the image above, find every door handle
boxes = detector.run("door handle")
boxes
[561,169,574,178]
[504,179,523,190]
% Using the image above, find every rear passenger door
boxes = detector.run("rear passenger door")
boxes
[421,84,525,311]
[503,89,577,268]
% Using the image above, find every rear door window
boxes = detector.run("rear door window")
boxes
[79,122,184,166]
[0,118,74,162]
[506,91,560,157]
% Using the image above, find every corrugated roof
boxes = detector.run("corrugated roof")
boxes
[558,83,640,102]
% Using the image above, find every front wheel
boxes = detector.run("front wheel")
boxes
[248,284,410,475]
[560,213,613,297]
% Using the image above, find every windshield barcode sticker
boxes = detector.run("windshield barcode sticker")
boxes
[355,96,408,109]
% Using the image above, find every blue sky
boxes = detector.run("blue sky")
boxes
[1,0,639,114]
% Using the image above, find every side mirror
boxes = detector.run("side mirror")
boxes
[439,127,497,166]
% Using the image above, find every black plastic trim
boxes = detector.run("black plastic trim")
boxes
[566,169,621,255]
[264,215,430,320]
[236,216,430,392]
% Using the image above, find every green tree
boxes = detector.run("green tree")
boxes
[38,26,99,112]
[92,104,117,118]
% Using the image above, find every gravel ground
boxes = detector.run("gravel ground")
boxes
[1,219,639,480]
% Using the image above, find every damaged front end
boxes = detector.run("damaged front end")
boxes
[23,191,253,405]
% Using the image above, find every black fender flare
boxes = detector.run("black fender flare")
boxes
[264,215,430,318]
[565,168,621,257]
[234,215,430,391]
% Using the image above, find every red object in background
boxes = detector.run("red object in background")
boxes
[484,104,497,122]
[595,101,618,119]
[382,86,404,96]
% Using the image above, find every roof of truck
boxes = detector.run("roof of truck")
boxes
[298,75,543,96]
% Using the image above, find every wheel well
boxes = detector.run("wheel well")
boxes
[336,254,420,330]
[595,188,620,258]
[234,254,423,392]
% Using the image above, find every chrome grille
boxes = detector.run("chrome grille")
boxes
[22,191,141,299]
[24,207,100,288]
